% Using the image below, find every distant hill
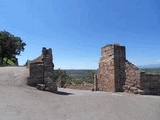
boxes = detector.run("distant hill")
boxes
[140,68,160,74]
[66,69,97,74]
[66,69,98,80]
[65,67,160,80]
[138,64,160,69]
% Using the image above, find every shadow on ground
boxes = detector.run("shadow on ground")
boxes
[56,91,74,95]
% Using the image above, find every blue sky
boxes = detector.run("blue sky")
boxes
[0,0,160,69]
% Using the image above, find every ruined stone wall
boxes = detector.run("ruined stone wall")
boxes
[97,44,126,92]
[141,73,160,95]
[27,47,57,93]
[123,60,142,94]
[28,62,44,86]
[124,60,160,95]
[98,45,116,92]
[27,55,43,68]
[97,43,160,95]
[123,60,160,95]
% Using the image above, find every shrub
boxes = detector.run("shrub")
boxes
[74,79,83,85]
[66,78,72,85]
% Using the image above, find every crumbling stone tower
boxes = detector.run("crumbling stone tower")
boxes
[98,44,126,92]
[42,48,57,92]
[42,47,54,84]
[27,47,57,93]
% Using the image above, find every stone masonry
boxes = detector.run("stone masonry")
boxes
[97,43,160,95]
[98,44,125,92]
[27,47,57,93]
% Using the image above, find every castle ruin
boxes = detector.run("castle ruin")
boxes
[97,43,160,95]
[26,44,160,95]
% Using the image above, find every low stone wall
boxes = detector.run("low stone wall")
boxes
[124,60,160,95]
[141,73,160,95]
[64,84,93,90]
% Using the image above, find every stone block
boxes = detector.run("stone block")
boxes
[45,84,57,93]
[37,84,45,91]
[27,77,36,86]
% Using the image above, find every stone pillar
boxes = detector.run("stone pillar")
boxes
[93,74,98,91]
[114,45,126,92]
[97,43,126,92]
[97,44,116,92]
[42,48,57,93]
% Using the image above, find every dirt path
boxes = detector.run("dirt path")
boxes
[0,67,160,120]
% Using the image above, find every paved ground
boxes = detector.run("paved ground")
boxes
[0,67,160,120]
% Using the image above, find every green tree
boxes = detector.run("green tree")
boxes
[0,30,26,65]
[74,79,83,84]
[84,70,95,83]
[54,68,67,82]
[54,69,74,85]
[66,75,72,85]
